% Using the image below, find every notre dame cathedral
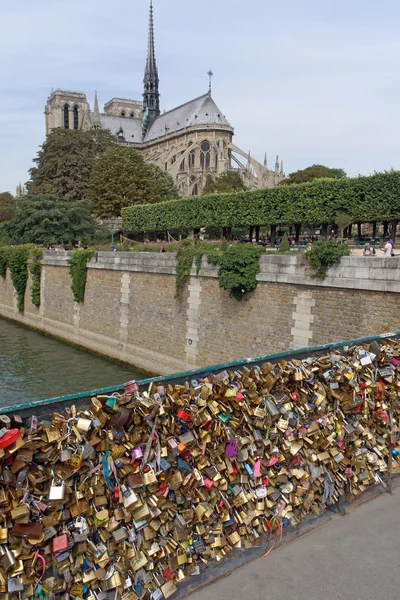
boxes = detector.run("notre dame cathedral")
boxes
[45,1,284,197]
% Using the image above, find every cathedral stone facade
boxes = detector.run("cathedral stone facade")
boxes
[45,1,284,197]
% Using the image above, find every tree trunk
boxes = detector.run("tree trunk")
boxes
[383,221,389,236]
[391,220,398,242]
[343,227,348,238]
[222,228,227,240]
[255,226,260,243]
[357,223,362,238]
[321,224,328,238]
[249,226,254,242]
[270,225,276,248]
[289,226,293,236]
[348,224,353,237]
[226,227,232,242]
[295,224,301,242]
[372,222,377,239]
[193,228,200,244]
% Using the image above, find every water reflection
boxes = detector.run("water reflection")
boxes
[0,318,147,407]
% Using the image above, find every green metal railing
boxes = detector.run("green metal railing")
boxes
[2,331,399,418]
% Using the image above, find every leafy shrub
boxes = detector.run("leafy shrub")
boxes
[279,232,290,252]
[218,244,262,301]
[123,171,400,234]
[304,240,350,279]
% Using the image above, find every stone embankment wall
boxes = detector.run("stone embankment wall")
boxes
[0,252,399,375]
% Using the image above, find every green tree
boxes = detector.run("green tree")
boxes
[280,164,347,186]
[88,146,177,217]
[6,196,95,245]
[202,171,247,195]
[27,129,116,201]
[146,164,179,201]
[0,192,15,222]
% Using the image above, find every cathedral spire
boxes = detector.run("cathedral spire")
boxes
[143,0,160,120]
[92,91,101,128]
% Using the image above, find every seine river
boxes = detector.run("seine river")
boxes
[0,318,147,407]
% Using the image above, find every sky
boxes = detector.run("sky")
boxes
[1,0,399,193]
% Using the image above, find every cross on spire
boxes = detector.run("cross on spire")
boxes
[207,69,214,95]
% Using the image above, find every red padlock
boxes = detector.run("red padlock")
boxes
[176,409,191,422]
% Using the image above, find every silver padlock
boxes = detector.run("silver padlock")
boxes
[8,577,24,592]
[60,446,73,462]
[49,477,66,501]
[112,527,128,542]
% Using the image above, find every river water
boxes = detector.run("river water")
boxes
[0,318,147,407]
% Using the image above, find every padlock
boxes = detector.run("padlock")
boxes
[121,485,138,508]
[49,478,66,501]
[112,527,128,542]
[60,446,73,462]
[69,446,84,471]
[53,533,68,553]
[94,509,109,527]
[8,577,24,592]
[192,536,206,554]
[142,465,157,486]
[131,446,143,460]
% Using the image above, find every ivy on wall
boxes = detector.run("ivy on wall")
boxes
[6,245,33,313]
[304,240,351,280]
[122,171,400,233]
[68,249,96,303]
[0,247,8,278]
[174,241,262,301]
[217,244,262,300]
[29,248,43,307]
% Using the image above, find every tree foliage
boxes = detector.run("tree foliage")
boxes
[202,171,247,195]
[146,164,179,202]
[6,196,95,244]
[123,171,400,233]
[27,129,116,201]
[88,147,179,218]
[0,192,15,222]
[280,164,347,186]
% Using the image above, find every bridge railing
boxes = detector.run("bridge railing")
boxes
[2,331,399,420]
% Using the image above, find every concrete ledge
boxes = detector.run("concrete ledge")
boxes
[41,252,400,292]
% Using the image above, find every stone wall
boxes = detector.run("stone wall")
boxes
[0,252,399,375]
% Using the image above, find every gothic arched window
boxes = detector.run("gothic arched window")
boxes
[121,112,126,117]
[63,104,69,129]
[200,141,211,169]
[73,106,79,129]
[130,112,135,118]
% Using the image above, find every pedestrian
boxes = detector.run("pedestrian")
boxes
[363,243,376,257]
[382,238,393,257]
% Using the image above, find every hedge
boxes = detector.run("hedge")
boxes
[122,171,400,233]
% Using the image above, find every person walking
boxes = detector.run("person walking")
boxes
[382,238,393,257]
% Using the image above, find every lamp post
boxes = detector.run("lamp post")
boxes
[111,217,116,252]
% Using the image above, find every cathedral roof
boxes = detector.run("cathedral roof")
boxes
[101,115,142,143]
[144,93,232,142]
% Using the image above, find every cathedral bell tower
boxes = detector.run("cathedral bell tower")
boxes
[143,0,160,122]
